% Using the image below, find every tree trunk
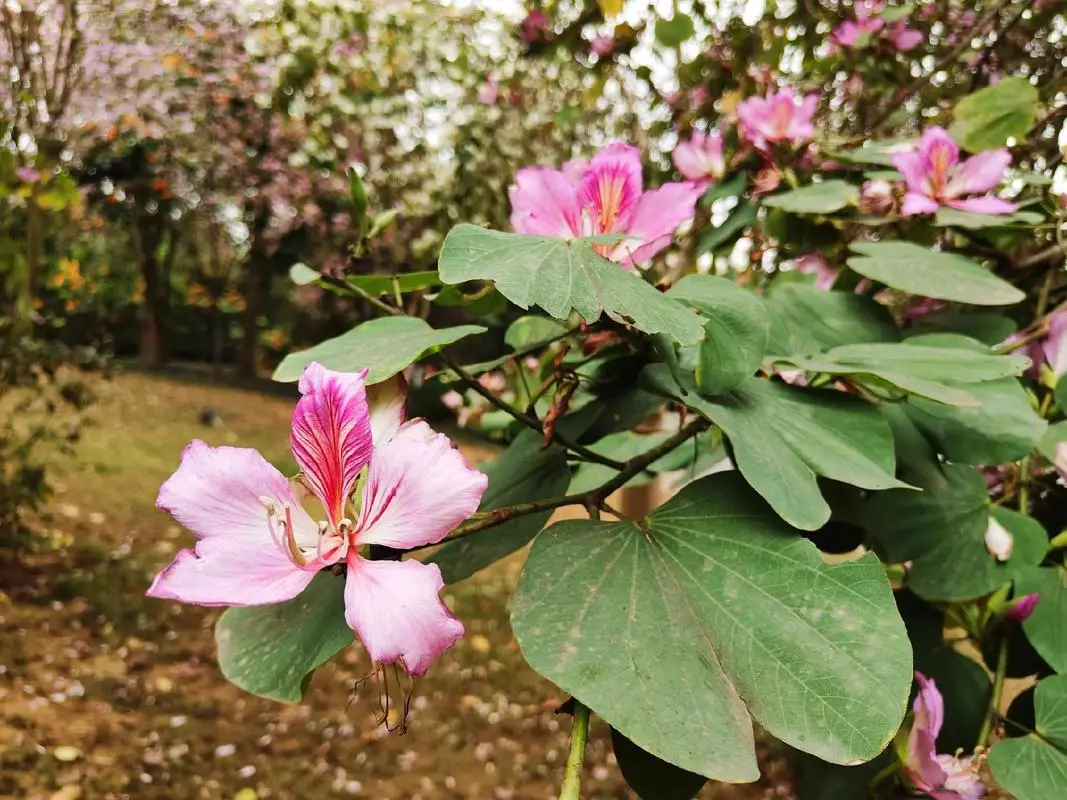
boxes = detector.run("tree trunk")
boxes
[210,297,224,381]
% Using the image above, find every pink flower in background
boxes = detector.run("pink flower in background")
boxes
[905,297,948,321]
[521,9,550,44]
[887,21,923,52]
[478,75,500,105]
[892,127,1018,216]
[905,673,986,800]
[672,130,726,184]
[831,1,922,52]
[149,365,487,676]
[509,142,703,266]
[860,178,896,215]
[17,167,41,183]
[589,36,615,57]
[1006,593,1040,623]
[796,253,839,291]
[1041,307,1067,378]
[737,88,818,150]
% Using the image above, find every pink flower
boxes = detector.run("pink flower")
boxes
[1006,593,1040,623]
[509,142,703,266]
[737,88,818,150]
[148,365,487,676]
[796,253,839,291]
[860,178,896,215]
[1042,307,1067,378]
[17,166,41,183]
[887,22,923,52]
[672,130,726,184]
[589,36,614,57]
[478,75,500,105]
[521,9,550,44]
[905,297,948,321]
[892,127,1018,216]
[905,673,986,800]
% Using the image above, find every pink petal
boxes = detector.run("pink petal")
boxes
[354,420,487,550]
[614,181,704,265]
[561,158,589,184]
[672,138,708,182]
[149,441,318,605]
[1045,307,1067,377]
[367,374,407,447]
[577,142,644,233]
[343,557,464,676]
[906,672,948,792]
[291,363,374,526]
[508,167,582,236]
[920,127,960,191]
[889,25,924,52]
[737,96,771,148]
[913,672,945,742]
[946,196,1018,215]
[947,149,1012,197]
[901,192,941,216]
[891,149,929,195]
[832,21,862,47]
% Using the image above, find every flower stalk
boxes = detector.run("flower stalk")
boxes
[559,701,591,800]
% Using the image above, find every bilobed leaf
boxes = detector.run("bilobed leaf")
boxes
[428,430,571,584]
[866,465,1048,602]
[669,275,770,395]
[847,241,1024,306]
[438,224,706,345]
[766,284,899,354]
[1016,566,1067,674]
[988,674,1067,800]
[215,573,353,703]
[761,181,859,214]
[644,366,906,530]
[273,316,486,384]
[953,77,1040,152]
[512,473,912,780]
[612,729,707,800]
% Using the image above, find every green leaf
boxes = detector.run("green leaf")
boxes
[765,284,899,355]
[347,166,369,234]
[567,429,685,494]
[504,315,569,350]
[612,728,707,800]
[511,473,912,780]
[438,224,706,346]
[866,465,1048,602]
[346,271,441,297]
[1016,566,1067,674]
[215,573,353,703]
[912,308,1018,346]
[654,13,694,47]
[695,202,758,255]
[699,172,746,206]
[761,181,859,214]
[428,430,572,584]
[289,262,320,285]
[796,752,889,800]
[273,316,486,384]
[644,367,906,530]
[668,275,770,395]
[988,674,1067,800]
[847,241,1025,306]
[935,207,1045,230]
[825,138,916,167]
[953,77,1040,152]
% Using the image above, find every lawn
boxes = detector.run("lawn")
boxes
[0,368,792,799]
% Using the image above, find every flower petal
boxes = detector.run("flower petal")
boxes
[576,142,644,233]
[947,149,1012,197]
[920,127,959,191]
[906,672,949,792]
[354,419,487,550]
[901,192,941,216]
[150,440,318,605]
[946,196,1018,215]
[613,181,704,265]
[291,363,374,526]
[509,167,582,237]
[343,557,464,676]
[1045,308,1067,378]
[367,374,407,447]
[892,149,929,195]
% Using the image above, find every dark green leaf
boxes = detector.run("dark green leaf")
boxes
[438,224,706,345]
[612,728,706,800]
[988,674,1067,800]
[912,309,1018,346]
[765,284,899,355]
[512,473,911,780]
[654,13,694,46]
[1017,566,1067,674]
[953,77,1040,152]
[699,172,746,206]
[695,202,758,255]
[761,181,859,214]
[504,315,569,350]
[273,316,486,384]
[215,573,353,703]
[346,271,441,297]
[848,241,1025,306]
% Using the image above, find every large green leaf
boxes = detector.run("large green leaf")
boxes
[612,728,707,800]
[1017,566,1067,674]
[953,77,1040,152]
[761,181,859,214]
[273,316,486,384]
[988,674,1067,800]
[511,473,911,781]
[765,284,899,355]
[438,224,705,345]
[644,367,905,530]
[668,275,770,395]
[865,465,1048,602]
[934,208,1045,230]
[847,241,1024,306]
[428,430,572,584]
[215,573,353,703]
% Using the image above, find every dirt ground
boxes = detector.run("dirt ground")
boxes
[0,368,796,799]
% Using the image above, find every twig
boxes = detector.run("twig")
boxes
[978,633,1009,748]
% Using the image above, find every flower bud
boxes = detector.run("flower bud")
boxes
[1005,593,1040,623]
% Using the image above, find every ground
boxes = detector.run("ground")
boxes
[0,368,796,800]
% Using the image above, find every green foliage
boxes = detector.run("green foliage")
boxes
[761,181,859,214]
[988,674,1067,800]
[952,77,1040,152]
[1016,567,1067,674]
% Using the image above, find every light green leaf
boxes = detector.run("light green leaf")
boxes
[438,224,705,345]
[669,275,770,395]
[289,262,320,285]
[644,367,906,530]
[504,315,569,350]
[765,284,899,355]
[988,674,1067,800]
[428,430,571,584]
[826,138,916,167]
[654,13,695,46]
[612,729,707,800]
[761,181,859,214]
[696,202,758,255]
[935,208,1045,230]
[346,271,441,296]
[215,573,352,703]
[1017,566,1067,674]
[866,465,1048,602]
[273,316,486,384]
[953,77,1040,152]
[512,473,911,780]
[847,241,1025,306]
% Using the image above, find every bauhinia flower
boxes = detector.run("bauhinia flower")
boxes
[904,672,986,800]
[672,130,726,184]
[831,1,922,52]
[1040,307,1067,379]
[1005,592,1040,623]
[509,142,703,266]
[796,253,839,291]
[148,364,487,676]
[892,127,1018,216]
[737,87,818,150]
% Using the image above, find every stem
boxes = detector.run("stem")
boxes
[559,702,590,800]
[978,635,1009,748]
[1018,457,1031,514]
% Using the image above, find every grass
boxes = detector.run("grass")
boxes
[0,367,792,799]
